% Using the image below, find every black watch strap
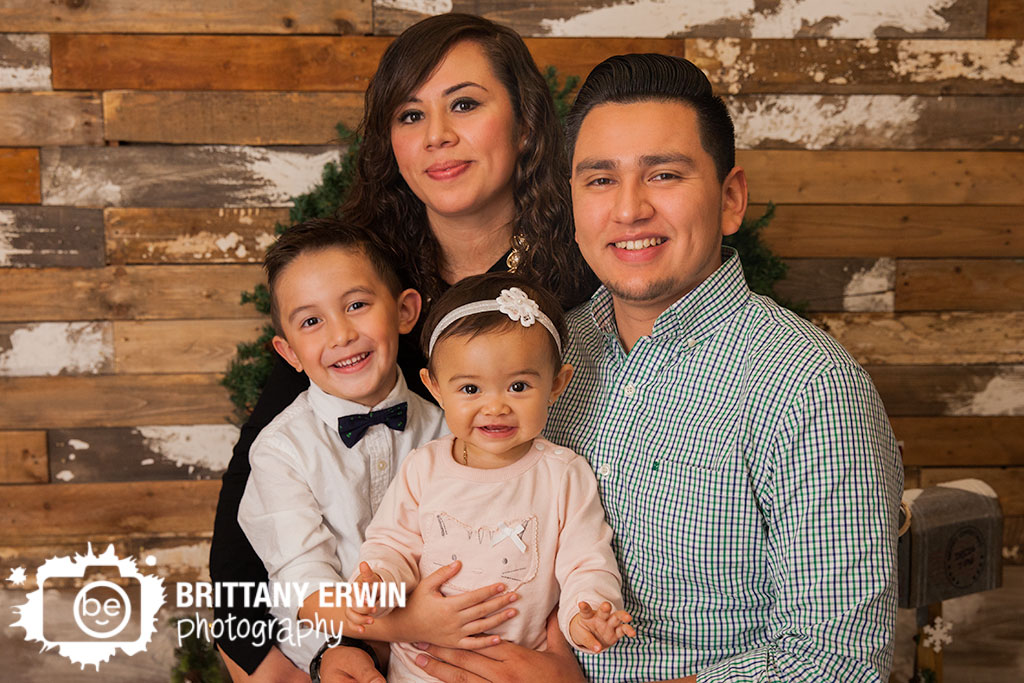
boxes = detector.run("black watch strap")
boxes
[309,637,383,682]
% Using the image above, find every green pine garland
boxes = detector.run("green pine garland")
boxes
[170,617,226,683]
[221,70,788,417]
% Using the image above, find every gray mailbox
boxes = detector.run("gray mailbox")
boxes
[898,479,1003,609]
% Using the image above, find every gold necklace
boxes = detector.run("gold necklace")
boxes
[461,441,469,466]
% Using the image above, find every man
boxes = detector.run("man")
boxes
[333,53,902,683]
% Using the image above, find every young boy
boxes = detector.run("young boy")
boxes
[238,218,447,672]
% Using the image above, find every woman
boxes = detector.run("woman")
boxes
[210,13,596,682]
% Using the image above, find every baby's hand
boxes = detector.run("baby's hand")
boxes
[345,561,384,631]
[568,601,636,653]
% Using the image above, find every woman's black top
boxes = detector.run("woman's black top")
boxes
[210,257,509,673]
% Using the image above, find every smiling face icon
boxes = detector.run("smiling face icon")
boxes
[73,581,132,639]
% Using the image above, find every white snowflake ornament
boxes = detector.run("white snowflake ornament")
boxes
[922,615,953,653]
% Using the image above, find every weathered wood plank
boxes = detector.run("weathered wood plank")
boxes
[989,0,1024,38]
[897,259,1024,311]
[49,425,237,483]
[0,537,211,587]
[374,0,987,39]
[813,312,1024,365]
[0,206,104,267]
[931,564,1024,679]
[0,430,47,483]
[0,92,101,146]
[892,417,1024,466]
[731,95,1024,150]
[0,0,370,34]
[41,145,342,208]
[0,375,234,429]
[0,149,39,205]
[106,207,287,264]
[0,265,263,322]
[52,34,393,91]
[690,39,1024,95]
[114,319,267,373]
[0,34,50,91]
[775,258,895,312]
[0,480,220,543]
[918,467,1024,515]
[738,151,1024,205]
[868,365,1024,417]
[0,322,113,377]
[51,34,684,91]
[103,91,363,145]
[752,204,1023,258]
[522,37,684,77]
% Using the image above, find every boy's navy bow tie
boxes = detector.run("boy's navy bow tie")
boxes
[337,403,408,447]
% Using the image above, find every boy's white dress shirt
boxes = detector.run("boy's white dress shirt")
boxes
[238,370,447,670]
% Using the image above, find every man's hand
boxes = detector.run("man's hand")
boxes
[569,601,636,653]
[318,644,386,683]
[383,560,520,648]
[412,608,585,683]
[219,644,310,683]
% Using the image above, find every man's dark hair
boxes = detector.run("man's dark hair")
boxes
[565,53,735,183]
[264,218,403,334]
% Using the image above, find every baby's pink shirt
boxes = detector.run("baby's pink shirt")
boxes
[358,434,623,681]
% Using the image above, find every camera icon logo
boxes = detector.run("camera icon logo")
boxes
[11,544,165,670]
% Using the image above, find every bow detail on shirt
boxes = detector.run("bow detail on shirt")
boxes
[491,521,527,553]
[337,403,408,447]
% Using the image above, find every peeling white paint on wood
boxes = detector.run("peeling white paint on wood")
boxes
[540,0,961,38]
[42,146,343,208]
[228,146,343,206]
[947,370,1024,416]
[375,0,452,13]
[890,40,1024,83]
[732,95,922,149]
[141,541,211,581]
[134,425,239,472]
[67,439,89,450]
[843,258,895,312]
[693,38,756,94]
[0,322,112,377]
[0,34,51,90]
[140,229,273,262]
[0,211,33,265]
[54,470,74,482]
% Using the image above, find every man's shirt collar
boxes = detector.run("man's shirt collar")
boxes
[588,246,750,346]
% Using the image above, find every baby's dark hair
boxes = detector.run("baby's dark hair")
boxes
[421,272,566,373]
[264,217,402,334]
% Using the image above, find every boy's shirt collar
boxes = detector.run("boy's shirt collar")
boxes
[307,368,411,433]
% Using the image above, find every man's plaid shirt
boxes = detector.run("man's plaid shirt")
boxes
[546,249,902,682]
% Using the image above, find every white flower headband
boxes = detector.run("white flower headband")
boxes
[427,287,562,357]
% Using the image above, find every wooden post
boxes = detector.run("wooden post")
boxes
[915,603,943,683]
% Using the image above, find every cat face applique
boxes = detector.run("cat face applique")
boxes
[422,512,539,594]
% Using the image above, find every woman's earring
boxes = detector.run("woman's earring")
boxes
[506,233,530,273]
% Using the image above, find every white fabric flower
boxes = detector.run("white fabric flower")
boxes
[496,287,539,327]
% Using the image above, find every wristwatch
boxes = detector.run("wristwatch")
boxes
[309,637,383,682]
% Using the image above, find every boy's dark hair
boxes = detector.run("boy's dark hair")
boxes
[265,218,402,334]
[421,272,566,373]
[565,53,735,183]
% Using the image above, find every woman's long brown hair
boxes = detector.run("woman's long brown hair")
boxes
[339,13,597,311]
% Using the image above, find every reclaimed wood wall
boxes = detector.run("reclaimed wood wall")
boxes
[1,1,1021,680]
